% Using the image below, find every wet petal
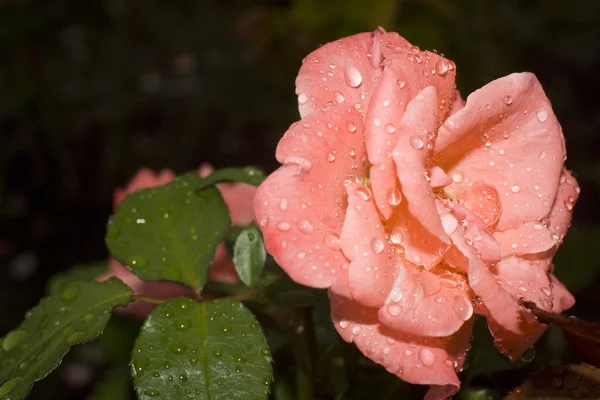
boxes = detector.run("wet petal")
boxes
[329,275,472,399]
[295,32,383,118]
[388,87,450,268]
[340,181,395,307]
[435,73,566,230]
[254,104,368,288]
[378,262,473,337]
[545,168,579,246]
[494,222,555,257]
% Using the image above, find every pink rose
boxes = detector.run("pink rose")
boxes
[99,164,257,317]
[254,28,578,399]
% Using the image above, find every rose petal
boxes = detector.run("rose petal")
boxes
[114,168,176,208]
[494,222,556,257]
[340,181,394,307]
[435,73,566,230]
[255,104,368,288]
[378,262,473,337]
[329,275,472,399]
[295,32,383,118]
[545,168,579,246]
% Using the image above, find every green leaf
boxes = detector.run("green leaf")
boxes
[233,223,267,287]
[106,173,231,291]
[197,167,266,191]
[131,297,272,400]
[0,279,132,400]
[46,260,108,295]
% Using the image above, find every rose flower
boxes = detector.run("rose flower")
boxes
[254,28,579,399]
[99,164,256,317]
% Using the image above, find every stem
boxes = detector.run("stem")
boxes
[521,300,600,344]
[132,295,165,305]
[295,307,318,400]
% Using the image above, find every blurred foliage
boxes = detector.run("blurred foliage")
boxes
[1,0,600,399]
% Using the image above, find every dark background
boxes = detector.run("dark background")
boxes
[1,0,600,399]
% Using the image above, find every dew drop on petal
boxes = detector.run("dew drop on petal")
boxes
[419,348,435,367]
[536,108,548,123]
[276,222,291,232]
[387,304,402,316]
[384,123,396,134]
[390,228,404,245]
[298,220,314,234]
[352,325,362,335]
[334,91,345,104]
[344,64,363,88]
[278,199,288,211]
[324,234,341,250]
[541,287,552,297]
[452,295,473,321]
[503,95,513,105]
[354,186,371,201]
[386,187,402,206]
[434,59,449,76]
[298,93,308,105]
[370,237,385,254]
[410,136,424,150]
[347,122,357,133]
[339,320,349,329]
[327,151,336,162]
[511,185,521,193]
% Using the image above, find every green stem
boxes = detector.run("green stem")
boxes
[296,307,318,400]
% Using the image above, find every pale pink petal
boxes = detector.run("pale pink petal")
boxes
[378,262,473,337]
[545,168,579,245]
[435,73,566,230]
[254,104,368,288]
[339,181,394,307]
[389,87,450,268]
[208,243,241,285]
[493,222,555,257]
[428,166,452,191]
[295,32,383,118]
[364,47,456,218]
[448,90,466,116]
[329,275,472,399]
[218,182,257,226]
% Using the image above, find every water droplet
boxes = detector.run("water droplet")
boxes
[347,122,357,133]
[83,313,94,322]
[276,222,291,232]
[370,237,384,254]
[324,234,341,250]
[434,59,449,76]
[387,304,402,316]
[298,93,308,105]
[452,171,464,183]
[339,320,350,329]
[386,188,402,206]
[298,220,314,234]
[334,91,345,103]
[410,136,424,150]
[536,108,548,122]
[419,348,435,367]
[503,95,513,105]
[533,223,544,231]
[175,319,191,330]
[67,332,87,345]
[278,199,288,211]
[452,296,473,321]
[213,349,223,357]
[541,287,552,297]
[221,323,232,333]
[60,285,81,302]
[169,342,187,354]
[384,123,396,134]
[143,389,161,397]
[344,64,363,87]
[327,151,336,162]
[126,255,148,267]
[390,228,404,245]
[520,347,535,362]
[2,330,29,352]
[283,156,312,172]
[404,349,413,356]
[511,185,521,193]
[351,325,362,335]
[354,186,371,201]
[398,80,406,88]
